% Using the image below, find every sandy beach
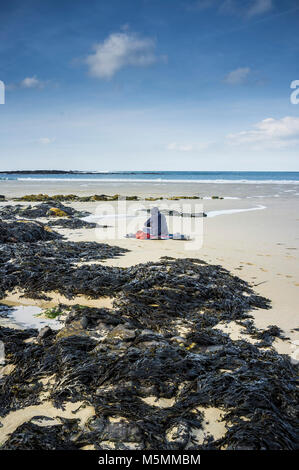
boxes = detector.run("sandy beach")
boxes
[0,180,298,450]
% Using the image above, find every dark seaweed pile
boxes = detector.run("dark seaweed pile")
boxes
[0,218,297,450]
[0,220,61,243]
[2,419,80,450]
[13,193,201,202]
[0,202,90,219]
[0,253,298,450]
[0,202,96,231]
[0,246,268,307]
[139,208,207,218]
[0,240,128,299]
[0,298,297,450]
[47,218,96,229]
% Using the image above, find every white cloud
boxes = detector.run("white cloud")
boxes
[247,0,273,18]
[224,67,250,85]
[21,76,44,89]
[6,76,49,91]
[86,32,158,79]
[189,0,273,18]
[227,116,299,148]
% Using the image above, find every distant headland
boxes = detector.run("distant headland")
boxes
[0,170,163,175]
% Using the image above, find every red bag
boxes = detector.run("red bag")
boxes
[136,230,150,239]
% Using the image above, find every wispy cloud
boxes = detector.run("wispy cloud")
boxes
[86,31,159,79]
[247,0,273,18]
[21,76,45,89]
[227,116,299,148]
[7,76,47,90]
[224,67,251,85]
[21,77,40,88]
[189,0,273,18]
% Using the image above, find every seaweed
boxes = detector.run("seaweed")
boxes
[0,239,129,299]
[0,307,297,450]
[0,231,297,450]
[12,194,203,203]
[47,218,96,229]
[0,202,90,219]
[2,420,81,450]
[0,220,61,243]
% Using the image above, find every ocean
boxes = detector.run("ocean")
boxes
[1,171,299,183]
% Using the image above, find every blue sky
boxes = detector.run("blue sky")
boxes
[0,0,299,171]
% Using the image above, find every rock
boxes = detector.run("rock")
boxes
[166,422,190,448]
[47,207,68,217]
[159,209,207,218]
[65,312,76,324]
[86,416,106,433]
[55,321,87,340]
[138,340,167,348]
[170,336,186,345]
[0,195,5,201]
[37,326,52,341]
[81,316,89,329]
[107,325,136,342]
[101,422,142,443]
[140,329,162,337]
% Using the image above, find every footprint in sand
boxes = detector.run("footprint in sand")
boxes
[260,268,268,272]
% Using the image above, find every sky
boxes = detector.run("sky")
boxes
[0,0,299,171]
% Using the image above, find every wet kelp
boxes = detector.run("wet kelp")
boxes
[0,239,128,299]
[0,301,297,450]
[0,253,298,450]
[0,248,268,308]
[47,218,96,229]
[0,202,90,220]
[13,194,202,202]
[0,220,61,243]
[0,201,95,231]
[2,420,81,450]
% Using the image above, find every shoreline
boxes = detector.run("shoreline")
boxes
[1,179,299,199]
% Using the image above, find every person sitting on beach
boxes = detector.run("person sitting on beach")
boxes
[136,206,169,239]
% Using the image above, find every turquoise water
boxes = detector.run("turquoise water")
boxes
[1,171,299,183]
